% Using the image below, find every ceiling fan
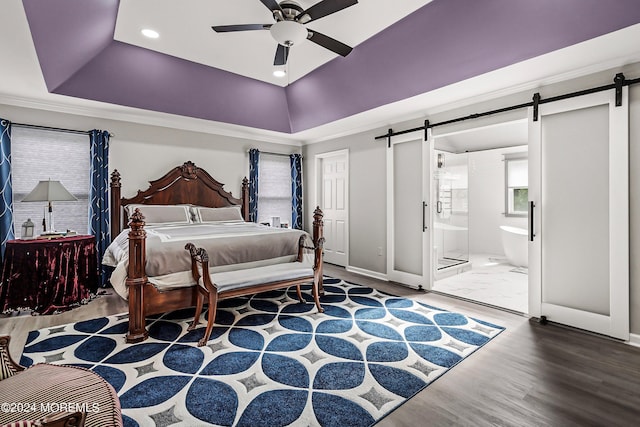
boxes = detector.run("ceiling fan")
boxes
[212,0,358,66]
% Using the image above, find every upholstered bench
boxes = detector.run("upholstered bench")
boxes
[0,336,122,427]
[185,237,325,346]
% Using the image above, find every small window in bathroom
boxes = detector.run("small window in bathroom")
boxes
[505,153,528,217]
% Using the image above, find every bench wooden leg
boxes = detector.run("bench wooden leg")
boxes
[312,277,325,313]
[295,285,304,303]
[188,287,206,331]
[199,292,218,347]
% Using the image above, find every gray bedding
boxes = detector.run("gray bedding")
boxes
[103,221,308,297]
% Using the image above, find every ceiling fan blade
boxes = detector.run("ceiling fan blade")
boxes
[274,44,290,66]
[212,24,271,32]
[307,30,352,57]
[260,0,283,13]
[298,0,358,23]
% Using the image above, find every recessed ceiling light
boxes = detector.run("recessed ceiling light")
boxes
[141,29,159,39]
[273,70,286,78]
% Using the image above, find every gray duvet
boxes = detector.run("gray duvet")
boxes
[103,221,308,298]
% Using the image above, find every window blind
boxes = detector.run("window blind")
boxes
[11,127,90,237]
[257,153,291,226]
[507,158,528,187]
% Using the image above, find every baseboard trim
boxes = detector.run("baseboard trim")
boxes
[628,333,640,348]
[345,266,389,282]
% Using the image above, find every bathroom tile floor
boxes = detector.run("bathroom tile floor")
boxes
[432,253,528,313]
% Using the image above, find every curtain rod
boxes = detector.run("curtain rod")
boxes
[375,73,640,141]
[248,149,301,158]
[11,122,115,137]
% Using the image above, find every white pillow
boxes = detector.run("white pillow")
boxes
[125,204,192,225]
[192,206,243,223]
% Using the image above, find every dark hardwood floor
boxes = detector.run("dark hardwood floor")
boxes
[1,263,638,426]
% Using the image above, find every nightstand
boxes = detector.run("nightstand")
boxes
[0,235,98,314]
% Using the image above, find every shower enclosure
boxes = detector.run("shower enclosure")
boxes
[433,150,469,270]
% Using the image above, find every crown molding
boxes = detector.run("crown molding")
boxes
[0,92,303,147]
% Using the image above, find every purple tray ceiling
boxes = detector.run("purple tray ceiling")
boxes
[23,0,640,134]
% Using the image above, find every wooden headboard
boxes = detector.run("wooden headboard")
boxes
[109,161,249,237]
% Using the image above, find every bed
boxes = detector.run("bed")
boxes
[105,161,324,343]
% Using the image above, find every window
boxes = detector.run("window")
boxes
[12,127,90,237]
[504,153,528,217]
[257,154,291,227]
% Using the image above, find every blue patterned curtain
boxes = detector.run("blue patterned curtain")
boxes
[249,149,260,222]
[290,154,303,230]
[0,119,14,260]
[89,130,110,286]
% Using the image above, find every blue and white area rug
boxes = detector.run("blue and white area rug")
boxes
[20,278,504,427]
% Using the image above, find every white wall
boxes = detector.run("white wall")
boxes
[304,63,640,335]
[468,146,528,256]
[0,106,307,256]
[108,124,252,199]
[303,129,387,274]
[0,105,300,203]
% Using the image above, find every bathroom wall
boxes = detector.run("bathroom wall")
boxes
[468,146,528,256]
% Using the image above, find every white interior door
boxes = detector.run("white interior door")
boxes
[316,150,349,266]
[387,132,432,289]
[528,88,629,340]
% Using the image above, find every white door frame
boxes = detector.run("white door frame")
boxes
[386,131,432,289]
[528,88,629,340]
[314,149,349,267]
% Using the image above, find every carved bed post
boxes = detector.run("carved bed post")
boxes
[313,207,324,293]
[241,177,249,221]
[110,170,122,239]
[126,209,148,343]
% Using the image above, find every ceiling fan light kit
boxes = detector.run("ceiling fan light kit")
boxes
[212,0,357,66]
[270,20,308,47]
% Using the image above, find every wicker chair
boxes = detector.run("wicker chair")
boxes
[0,336,123,427]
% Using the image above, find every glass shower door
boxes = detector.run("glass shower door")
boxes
[433,151,469,270]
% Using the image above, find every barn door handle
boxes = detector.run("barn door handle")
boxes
[422,202,428,231]
[529,201,536,242]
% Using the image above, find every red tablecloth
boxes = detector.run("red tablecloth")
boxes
[0,235,98,314]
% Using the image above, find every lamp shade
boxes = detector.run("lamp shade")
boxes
[21,180,77,202]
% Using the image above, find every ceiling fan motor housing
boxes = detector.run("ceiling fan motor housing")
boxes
[278,1,305,20]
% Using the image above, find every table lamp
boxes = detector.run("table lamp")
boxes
[21,179,77,234]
